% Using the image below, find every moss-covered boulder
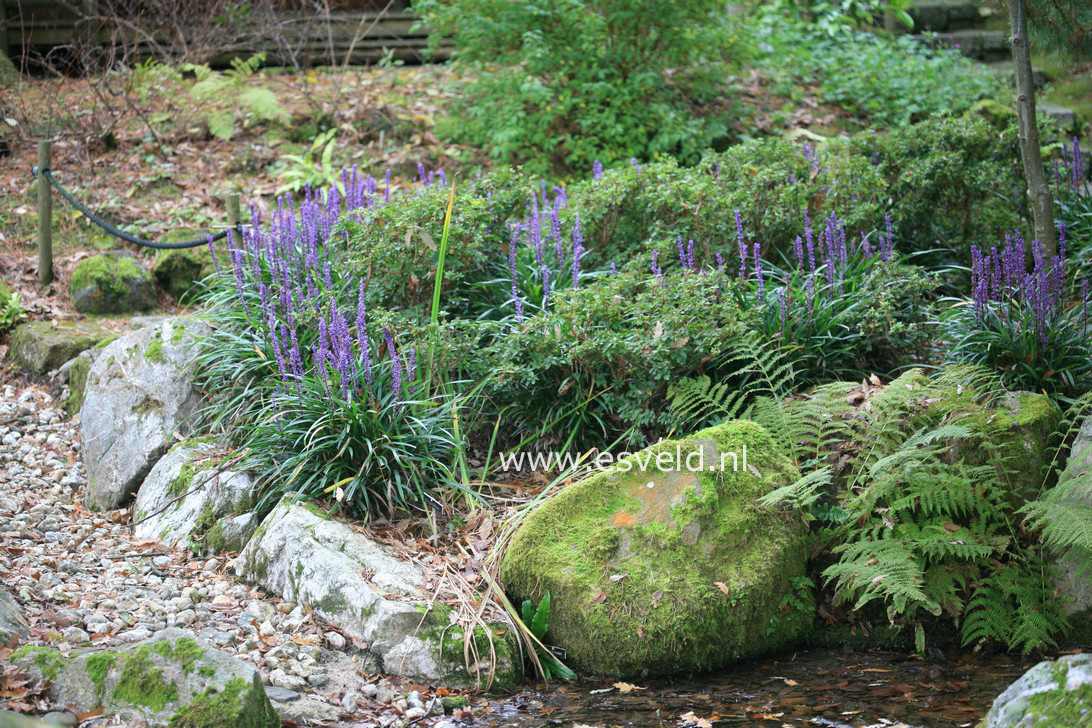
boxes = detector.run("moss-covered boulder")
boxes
[9,629,278,727]
[501,420,810,677]
[8,320,115,376]
[153,249,214,302]
[70,253,156,315]
[979,653,1092,727]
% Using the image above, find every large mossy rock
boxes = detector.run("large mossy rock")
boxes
[8,320,115,376]
[70,253,156,315]
[153,249,214,302]
[979,653,1092,727]
[81,317,209,511]
[501,420,810,678]
[133,441,258,553]
[10,629,278,727]
[235,500,520,688]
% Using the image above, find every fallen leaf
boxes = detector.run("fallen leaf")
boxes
[714,581,731,596]
[613,681,647,693]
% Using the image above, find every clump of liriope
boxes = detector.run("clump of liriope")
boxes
[197,180,465,519]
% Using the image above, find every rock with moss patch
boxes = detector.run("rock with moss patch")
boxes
[153,249,214,302]
[236,500,519,688]
[133,441,257,552]
[81,317,210,511]
[70,253,156,315]
[0,587,29,644]
[10,630,277,727]
[501,420,809,678]
[1052,415,1092,615]
[9,320,115,376]
[979,653,1092,727]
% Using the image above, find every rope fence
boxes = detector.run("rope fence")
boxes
[32,140,242,285]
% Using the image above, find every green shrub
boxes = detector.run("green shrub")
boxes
[752,17,1003,128]
[852,115,1024,260]
[474,271,751,450]
[343,168,532,317]
[414,0,742,177]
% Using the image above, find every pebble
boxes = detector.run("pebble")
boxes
[0,381,471,727]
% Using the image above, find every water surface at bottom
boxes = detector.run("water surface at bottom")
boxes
[480,648,1039,727]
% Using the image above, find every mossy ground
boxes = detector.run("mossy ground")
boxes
[502,420,808,677]
[166,675,279,728]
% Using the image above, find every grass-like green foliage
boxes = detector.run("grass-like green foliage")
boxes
[751,13,1003,128]
[518,593,576,681]
[749,253,939,384]
[414,0,743,177]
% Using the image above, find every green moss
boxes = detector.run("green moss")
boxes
[167,676,280,728]
[10,646,64,680]
[148,638,204,675]
[441,695,470,711]
[168,463,202,497]
[113,645,179,711]
[85,651,118,699]
[70,253,154,315]
[197,666,215,677]
[298,500,331,520]
[1022,682,1092,725]
[146,337,165,363]
[501,420,807,677]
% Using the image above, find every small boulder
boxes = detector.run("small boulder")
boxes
[501,419,810,677]
[1051,414,1092,615]
[81,317,210,511]
[153,249,213,302]
[133,441,257,552]
[236,500,519,688]
[0,587,29,644]
[9,320,115,376]
[9,629,279,727]
[70,252,156,315]
[979,653,1092,727]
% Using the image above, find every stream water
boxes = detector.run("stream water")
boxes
[477,647,1040,727]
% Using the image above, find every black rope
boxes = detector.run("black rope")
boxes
[35,167,235,250]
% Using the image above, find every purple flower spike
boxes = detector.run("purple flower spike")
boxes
[571,213,584,288]
[735,210,747,278]
[509,225,525,322]
[793,236,804,267]
[753,242,764,299]
[610,262,617,276]
[593,160,604,181]
[384,329,402,403]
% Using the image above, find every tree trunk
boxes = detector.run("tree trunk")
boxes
[1008,0,1056,257]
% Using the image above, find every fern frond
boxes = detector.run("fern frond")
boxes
[757,467,833,511]
[668,374,749,431]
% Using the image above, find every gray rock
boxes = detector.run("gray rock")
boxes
[10,628,279,727]
[980,653,1092,727]
[70,252,156,316]
[133,441,256,551]
[39,712,77,727]
[1053,415,1092,615]
[1040,102,1078,132]
[236,501,519,687]
[0,711,54,727]
[264,686,301,702]
[0,587,29,644]
[9,321,114,376]
[81,317,210,511]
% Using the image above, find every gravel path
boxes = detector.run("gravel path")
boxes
[0,380,476,727]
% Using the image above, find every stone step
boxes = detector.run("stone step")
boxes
[912,29,1010,61]
[1039,102,1078,133]
[984,61,1048,90]
[906,0,984,33]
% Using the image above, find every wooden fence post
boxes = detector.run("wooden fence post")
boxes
[37,140,53,287]
[226,193,240,241]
